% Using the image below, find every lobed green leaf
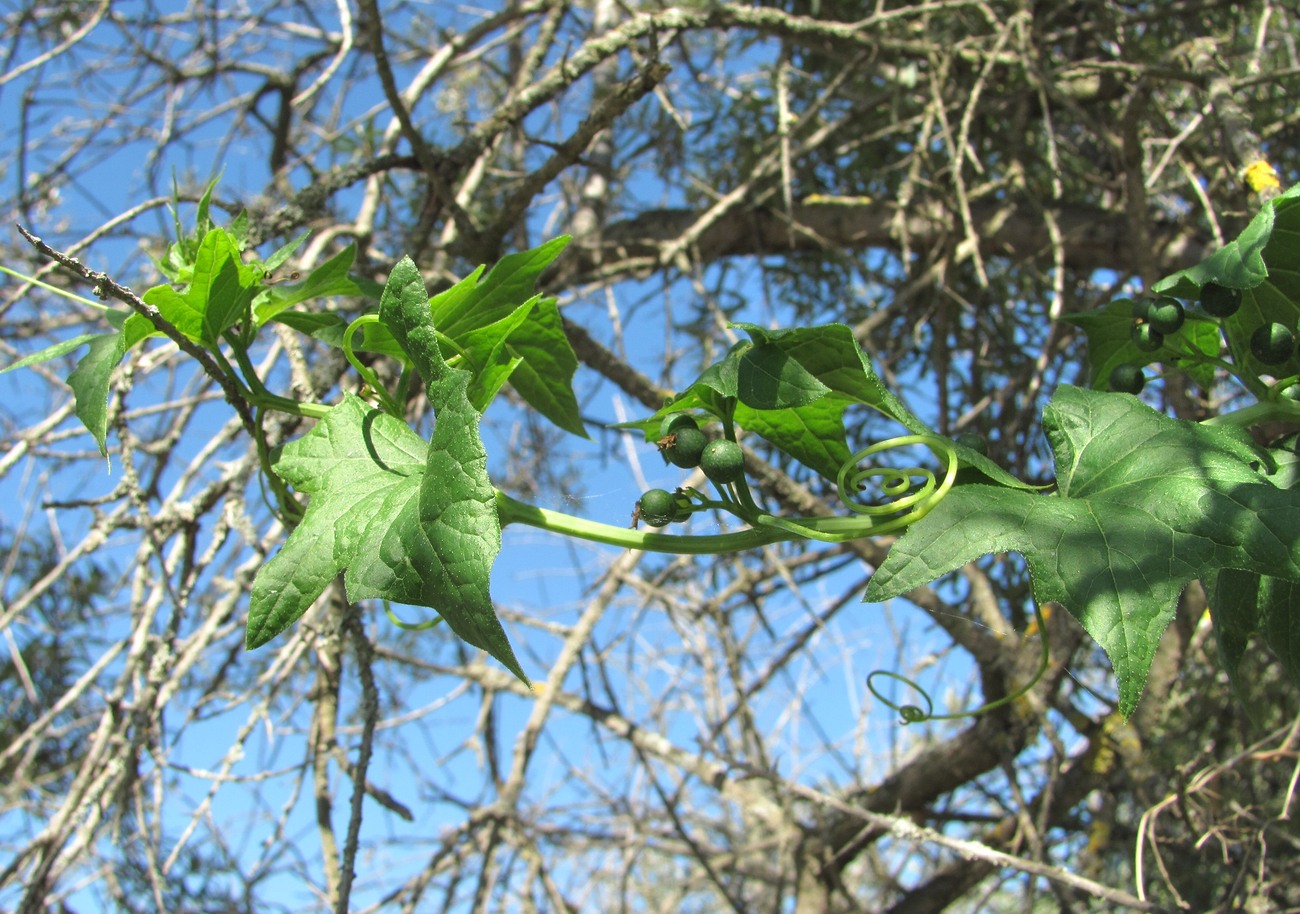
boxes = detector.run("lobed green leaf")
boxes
[246,395,428,649]
[376,258,527,682]
[866,385,1300,716]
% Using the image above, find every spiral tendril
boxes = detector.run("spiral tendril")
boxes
[748,434,958,543]
[868,602,1052,725]
[835,434,959,534]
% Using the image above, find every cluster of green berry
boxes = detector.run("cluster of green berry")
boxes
[635,413,746,528]
[1109,282,1269,395]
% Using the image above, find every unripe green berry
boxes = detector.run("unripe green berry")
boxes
[1108,364,1145,394]
[1250,322,1295,365]
[1200,283,1241,318]
[1146,297,1185,335]
[1131,323,1164,352]
[662,426,707,468]
[700,439,745,484]
[638,488,678,527]
[658,412,699,440]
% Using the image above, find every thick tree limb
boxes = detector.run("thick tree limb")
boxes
[557,198,1213,287]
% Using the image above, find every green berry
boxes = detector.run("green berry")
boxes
[638,488,678,527]
[1250,322,1295,365]
[1146,297,1185,335]
[1108,364,1146,394]
[1200,283,1241,318]
[662,425,707,468]
[1131,323,1164,352]
[658,412,699,440]
[1132,297,1155,321]
[700,439,745,484]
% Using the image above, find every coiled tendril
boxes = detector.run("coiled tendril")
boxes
[867,603,1052,725]
[835,434,959,534]
[753,434,958,543]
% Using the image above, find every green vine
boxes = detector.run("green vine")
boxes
[11,180,1300,717]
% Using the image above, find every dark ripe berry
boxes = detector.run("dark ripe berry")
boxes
[954,432,988,456]
[658,412,699,440]
[700,439,745,484]
[1146,297,1185,335]
[663,425,707,468]
[1201,283,1241,318]
[1108,364,1146,394]
[638,488,678,527]
[1131,323,1164,352]
[1250,322,1296,365]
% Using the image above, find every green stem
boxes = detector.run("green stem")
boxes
[343,315,405,416]
[495,491,800,554]
[227,338,275,400]
[1165,334,1270,401]
[248,391,331,419]
[1204,398,1300,429]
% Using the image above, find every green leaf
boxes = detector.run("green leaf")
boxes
[433,236,570,338]
[729,324,831,408]
[6,311,167,455]
[865,385,1300,716]
[1,333,106,374]
[736,398,850,480]
[268,310,350,348]
[270,309,409,360]
[261,230,311,274]
[249,261,530,684]
[254,244,366,325]
[143,228,259,345]
[376,257,527,682]
[1206,568,1260,677]
[658,325,921,479]
[246,395,428,648]
[647,323,1027,488]
[500,298,587,437]
[203,251,257,344]
[457,297,535,412]
[410,238,583,435]
[159,175,221,283]
[67,331,128,455]
[1205,442,1300,686]
[1260,577,1300,684]
[1207,570,1300,687]
[1154,184,1300,300]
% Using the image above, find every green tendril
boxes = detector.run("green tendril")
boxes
[384,602,444,631]
[756,434,958,542]
[836,434,958,527]
[868,602,1052,725]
